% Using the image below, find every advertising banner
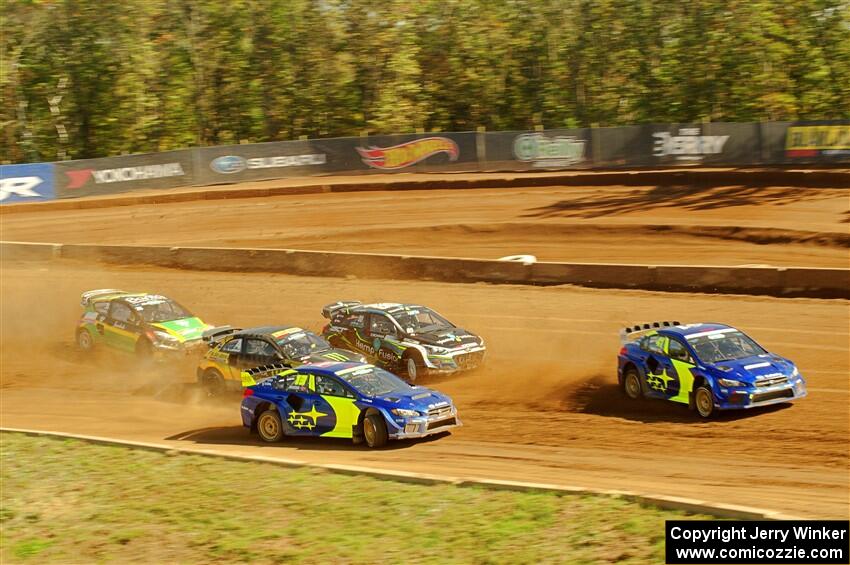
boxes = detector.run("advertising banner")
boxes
[54,150,194,198]
[195,138,356,185]
[0,163,56,204]
[354,132,479,173]
[782,122,850,163]
[650,123,760,166]
[482,129,592,171]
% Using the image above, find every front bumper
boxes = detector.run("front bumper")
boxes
[387,407,462,439]
[425,347,486,373]
[716,378,807,410]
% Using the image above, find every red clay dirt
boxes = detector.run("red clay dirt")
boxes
[1,260,847,519]
[1,175,848,519]
[1,183,848,267]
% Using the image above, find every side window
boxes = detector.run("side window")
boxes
[221,338,243,354]
[345,314,365,329]
[668,339,692,363]
[245,339,276,357]
[272,374,295,391]
[315,375,354,398]
[286,372,312,392]
[109,301,134,323]
[370,314,396,336]
[643,335,668,355]
[93,301,109,316]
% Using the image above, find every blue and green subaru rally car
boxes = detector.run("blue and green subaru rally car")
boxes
[240,361,460,448]
[618,322,806,418]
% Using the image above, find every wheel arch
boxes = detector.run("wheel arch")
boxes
[251,400,273,431]
[620,360,638,385]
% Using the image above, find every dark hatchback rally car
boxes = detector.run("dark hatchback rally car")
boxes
[320,301,485,381]
[197,325,365,394]
[618,321,806,418]
[240,361,461,448]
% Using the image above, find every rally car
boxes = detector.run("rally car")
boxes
[320,301,486,381]
[240,361,461,448]
[618,321,807,418]
[197,325,366,395]
[76,289,211,357]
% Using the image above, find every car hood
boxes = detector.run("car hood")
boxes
[708,354,796,383]
[374,387,454,412]
[150,317,209,342]
[304,348,364,364]
[405,327,482,349]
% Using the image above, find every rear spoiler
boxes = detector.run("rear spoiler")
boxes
[321,300,362,319]
[240,362,294,387]
[80,289,128,307]
[620,321,681,343]
[202,325,241,345]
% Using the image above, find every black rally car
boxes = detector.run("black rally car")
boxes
[321,301,486,381]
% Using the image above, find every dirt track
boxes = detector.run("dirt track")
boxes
[1,259,847,519]
[1,183,848,267]
[1,176,848,519]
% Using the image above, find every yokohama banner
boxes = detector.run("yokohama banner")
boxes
[54,150,194,198]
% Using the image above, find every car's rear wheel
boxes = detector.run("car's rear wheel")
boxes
[257,410,284,443]
[76,329,95,352]
[623,368,642,400]
[201,369,226,397]
[695,385,715,418]
[363,413,388,448]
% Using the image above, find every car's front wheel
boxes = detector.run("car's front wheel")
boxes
[404,354,428,383]
[622,368,642,400]
[363,413,388,448]
[257,409,284,443]
[694,385,715,418]
[76,329,95,353]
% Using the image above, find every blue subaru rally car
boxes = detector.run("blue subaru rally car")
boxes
[618,322,806,418]
[240,361,460,448]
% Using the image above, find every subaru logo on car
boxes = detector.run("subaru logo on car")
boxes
[210,155,247,174]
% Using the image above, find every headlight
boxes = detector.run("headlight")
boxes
[718,377,747,387]
[152,330,179,343]
[428,347,449,355]
[791,366,799,378]
[391,408,420,417]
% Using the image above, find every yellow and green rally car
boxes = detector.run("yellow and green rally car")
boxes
[76,289,212,358]
[197,325,366,395]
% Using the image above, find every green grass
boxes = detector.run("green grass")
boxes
[0,432,714,563]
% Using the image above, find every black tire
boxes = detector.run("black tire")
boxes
[694,385,715,418]
[257,409,284,443]
[403,353,428,383]
[622,368,642,400]
[201,368,226,397]
[363,413,388,448]
[76,329,95,353]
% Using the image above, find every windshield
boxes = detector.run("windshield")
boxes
[337,366,412,397]
[130,297,192,323]
[689,330,766,364]
[275,331,331,359]
[392,307,452,334]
